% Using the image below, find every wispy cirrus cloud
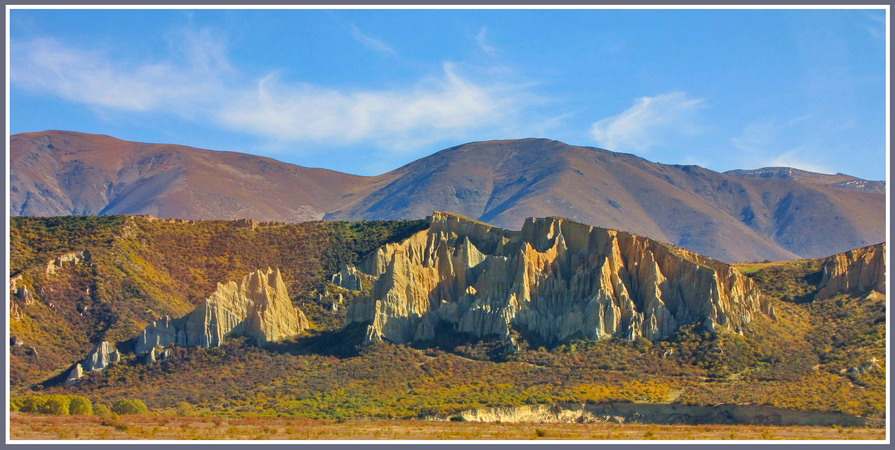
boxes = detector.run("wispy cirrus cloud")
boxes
[861,10,885,41]
[12,29,538,153]
[590,91,705,153]
[11,32,228,112]
[349,25,396,55]
[476,27,497,56]
[766,148,831,174]
[732,117,831,174]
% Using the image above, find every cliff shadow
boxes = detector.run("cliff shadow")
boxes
[264,322,370,358]
[413,320,518,361]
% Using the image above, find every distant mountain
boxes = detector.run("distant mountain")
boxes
[10,131,885,262]
[10,130,388,222]
[725,167,885,194]
[325,139,884,261]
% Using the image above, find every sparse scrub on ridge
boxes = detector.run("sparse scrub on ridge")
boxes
[9,216,886,423]
[9,215,427,391]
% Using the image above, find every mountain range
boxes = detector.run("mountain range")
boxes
[10,130,885,262]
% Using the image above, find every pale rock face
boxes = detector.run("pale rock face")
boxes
[64,364,83,386]
[134,267,308,354]
[10,302,23,322]
[9,274,22,295]
[815,243,886,301]
[144,347,157,364]
[232,218,257,230]
[16,286,35,305]
[82,341,119,372]
[331,266,363,291]
[45,251,88,276]
[10,274,35,305]
[10,275,34,322]
[849,357,879,375]
[345,212,770,345]
[66,341,121,384]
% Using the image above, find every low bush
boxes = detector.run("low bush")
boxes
[12,395,97,415]
[94,403,111,416]
[69,396,93,415]
[112,399,149,415]
[17,396,48,414]
[39,395,71,415]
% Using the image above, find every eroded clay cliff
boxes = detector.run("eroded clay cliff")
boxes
[339,212,771,345]
[815,243,886,301]
[135,267,308,354]
[65,341,121,384]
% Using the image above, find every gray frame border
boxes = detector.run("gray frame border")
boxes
[2,1,891,449]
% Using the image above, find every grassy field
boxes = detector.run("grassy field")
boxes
[9,413,885,441]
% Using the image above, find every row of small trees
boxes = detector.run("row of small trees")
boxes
[11,395,148,416]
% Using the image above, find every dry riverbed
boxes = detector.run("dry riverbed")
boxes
[9,413,886,440]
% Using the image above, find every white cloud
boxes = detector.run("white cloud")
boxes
[12,32,532,153]
[732,116,810,155]
[11,31,229,113]
[217,63,518,150]
[349,25,396,55]
[730,117,831,173]
[731,120,778,155]
[767,148,831,174]
[590,92,705,152]
[476,27,497,56]
[861,11,886,41]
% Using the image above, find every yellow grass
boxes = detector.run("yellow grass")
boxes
[9,413,885,441]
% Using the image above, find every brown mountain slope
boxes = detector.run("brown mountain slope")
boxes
[326,139,884,262]
[10,130,392,222]
[11,132,885,262]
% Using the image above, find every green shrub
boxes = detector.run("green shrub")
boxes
[112,399,149,415]
[39,395,71,415]
[68,396,93,415]
[94,403,111,416]
[18,396,48,414]
[10,397,25,412]
[175,401,194,417]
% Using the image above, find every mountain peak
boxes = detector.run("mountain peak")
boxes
[725,167,884,193]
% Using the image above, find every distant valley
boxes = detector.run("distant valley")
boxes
[10,130,885,262]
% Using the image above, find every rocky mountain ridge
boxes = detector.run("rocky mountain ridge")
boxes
[337,212,772,346]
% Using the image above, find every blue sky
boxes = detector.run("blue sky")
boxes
[10,8,887,179]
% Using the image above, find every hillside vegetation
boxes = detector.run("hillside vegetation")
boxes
[9,216,885,421]
[10,215,425,389]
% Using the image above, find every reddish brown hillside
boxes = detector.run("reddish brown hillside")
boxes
[11,132,885,262]
[10,131,391,222]
[327,139,884,262]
